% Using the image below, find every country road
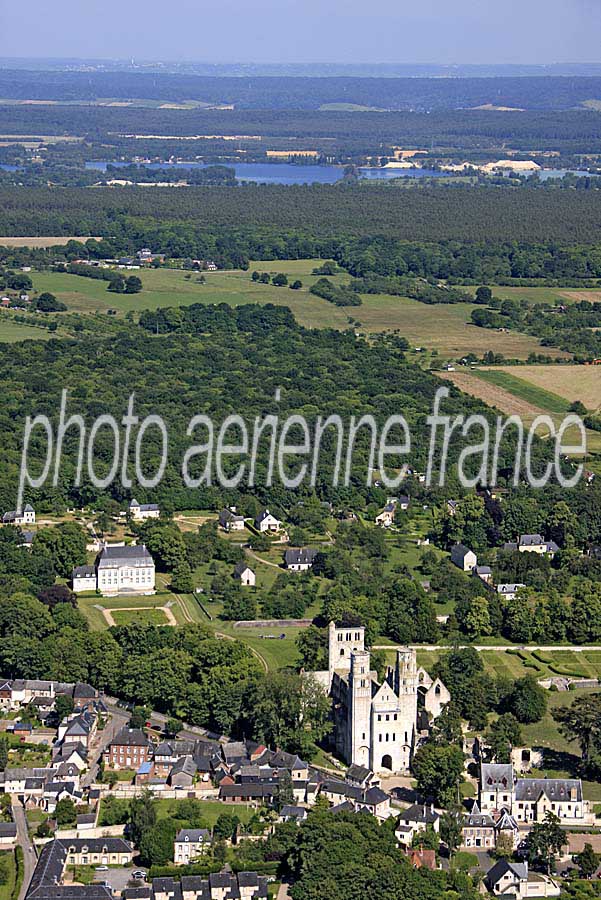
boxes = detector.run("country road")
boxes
[373,644,601,652]
[13,802,36,900]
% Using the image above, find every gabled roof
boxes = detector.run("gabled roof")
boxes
[398,803,440,825]
[515,777,582,803]
[486,859,528,887]
[284,548,317,566]
[111,727,151,748]
[233,561,254,577]
[175,828,211,843]
[98,544,154,568]
[480,763,514,792]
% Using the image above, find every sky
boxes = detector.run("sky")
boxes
[2,0,600,64]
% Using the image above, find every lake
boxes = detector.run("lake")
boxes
[84,160,449,184]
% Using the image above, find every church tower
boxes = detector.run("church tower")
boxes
[348,649,374,769]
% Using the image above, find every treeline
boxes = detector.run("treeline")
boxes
[4,185,601,246]
[471,297,601,360]
[309,277,361,306]
[1,69,601,110]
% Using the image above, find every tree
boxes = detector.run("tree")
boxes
[33,524,87,578]
[274,770,295,812]
[139,819,177,866]
[129,791,157,848]
[463,595,491,639]
[575,842,600,879]
[485,713,522,763]
[171,559,194,593]
[213,812,240,841]
[54,694,75,722]
[108,275,125,293]
[165,717,182,737]
[525,812,565,874]
[125,276,143,294]
[510,676,547,724]
[38,584,77,609]
[272,273,288,286]
[411,743,465,806]
[290,280,302,290]
[475,286,493,305]
[553,693,601,777]
[36,292,67,312]
[440,810,462,856]
[411,825,439,851]
[55,798,77,826]
[0,737,7,772]
[492,831,514,860]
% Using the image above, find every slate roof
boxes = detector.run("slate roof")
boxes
[515,777,582,803]
[111,726,151,747]
[480,763,514,792]
[284,548,317,566]
[398,803,440,825]
[72,565,96,578]
[486,859,528,888]
[175,829,211,843]
[497,583,525,595]
[97,544,154,568]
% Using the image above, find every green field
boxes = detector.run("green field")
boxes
[28,263,562,359]
[474,369,570,415]
[0,851,18,900]
[99,797,256,829]
[110,608,169,626]
[0,317,57,342]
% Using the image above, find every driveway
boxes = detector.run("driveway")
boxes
[12,802,36,900]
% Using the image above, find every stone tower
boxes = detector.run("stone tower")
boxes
[328,621,365,680]
[348,649,375,769]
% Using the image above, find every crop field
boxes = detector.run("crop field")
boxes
[494,364,601,411]
[28,262,565,359]
[0,235,99,247]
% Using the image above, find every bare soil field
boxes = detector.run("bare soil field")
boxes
[561,290,601,304]
[496,365,601,411]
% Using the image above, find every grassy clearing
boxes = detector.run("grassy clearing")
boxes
[0,317,57,342]
[28,263,560,359]
[475,369,570,415]
[0,850,17,900]
[110,608,169,626]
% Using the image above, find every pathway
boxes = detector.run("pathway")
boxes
[373,643,601,652]
[13,802,36,900]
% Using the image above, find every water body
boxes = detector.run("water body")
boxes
[536,168,601,181]
[84,160,448,184]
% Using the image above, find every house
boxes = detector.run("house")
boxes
[320,780,392,820]
[234,562,256,586]
[279,805,308,823]
[395,804,440,846]
[462,801,495,849]
[2,504,35,525]
[105,727,153,770]
[19,530,35,550]
[398,496,410,511]
[255,509,282,533]
[284,548,317,571]
[480,764,592,824]
[485,860,560,898]
[507,534,560,556]
[446,499,459,516]
[72,544,156,595]
[0,822,17,847]
[497,583,525,601]
[450,543,477,571]
[479,763,515,813]
[129,499,160,521]
[375,502,396,527]
[168,756,197,788]
[219,508,245,532]
[473,565,493,584]
[405,847,437,870]
[173,829,211,865]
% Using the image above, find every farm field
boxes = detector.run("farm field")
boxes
[493,364,601,411]
[414,646,601,682]
[0,236,99,247]
[438,367,601,455]
[28,263,565,358]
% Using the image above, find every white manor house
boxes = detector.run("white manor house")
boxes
[72,544,156,595]
[311,622,449,775]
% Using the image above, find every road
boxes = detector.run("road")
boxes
[82,704,130,787]
[12,802,36,900]
[373,644,601,652]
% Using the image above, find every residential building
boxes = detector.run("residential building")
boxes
[473,565,493,584]
[375,502,396,527]
[503,535,560,556]
[105,727,153,770]
[395,804,440,846]
[174,829,211,865]
[219,508,245,531]
[284,548,317,571]
[479,764,592,824]
[461,802,495,849]
[255,509,282,533]
[129,499,160,521]
[497,583,526,601]
[234,563,256,586]
[485,860,560,898]
[450,543,477,571]
[72,544,155,595]
[2,504,35,525]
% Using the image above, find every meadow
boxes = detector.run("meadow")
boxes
[27,262,566,359]
[0,316,58,342]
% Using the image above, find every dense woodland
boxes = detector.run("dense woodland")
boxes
[0,69,600,110]
[3,185,601,245]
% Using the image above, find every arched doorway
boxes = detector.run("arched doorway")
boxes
[381,754,393,771]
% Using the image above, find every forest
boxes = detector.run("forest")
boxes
[3,184,601,245]
[0,69,600,109]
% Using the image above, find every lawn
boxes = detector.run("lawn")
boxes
[0,850,17,900]
[98,797,257,829]
[110,608,170,626]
